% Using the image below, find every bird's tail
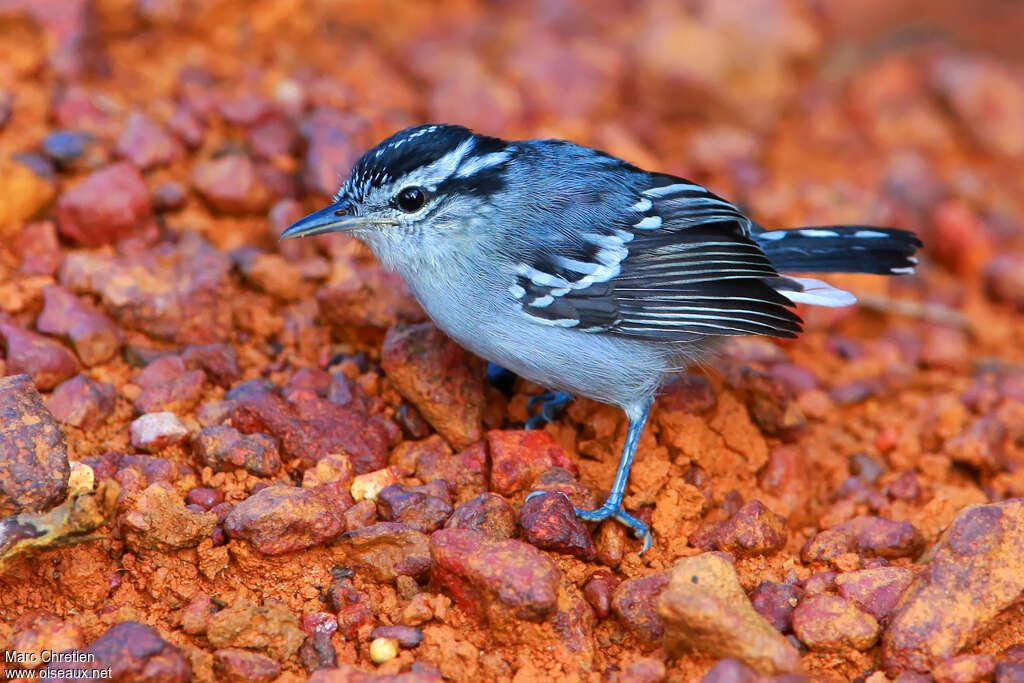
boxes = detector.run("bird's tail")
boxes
[754,226,921,275]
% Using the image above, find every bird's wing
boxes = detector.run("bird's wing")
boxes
[509,176,803,342]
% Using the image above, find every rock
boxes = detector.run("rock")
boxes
[985,253,1024,311]
[350,468,399,502]
[212,648,281,683]
[248,117,298,162]
[369,625,423,649]
[317,266,425,346]
[519,491,596,560]
[9,612,83,670]
[180,594,215,635]
[0,374,70,515]
[377,481,453,533]
[700,659,763,683]
[488,430,577,496]
[429,528,561,625]
[302,453,355,494]
[134,355,185,388]
[381,322,486,450]
[59,232,233,344]
[342,499,377,530]
[930,56,1024,157]
[16,221,62,276]
[792,593,880,652]
[583,569,621,619]
[529,467,597,510]
[130,412,189,451]
[658,373,717,414]
[611,571,670,641]
[689,500,787,557]
[226,392,392,472]
[750,581,803,633]
[152,181,187,211]
[299,632,337,672]
[181,343,241,387]
[207,601,305,661]
[115,111,181,169]
[0,156,56,238]
[134,369,205,414]
[192,153,270,214]
[302,111,362,197]
[657,554,802,675]
[56,162,153,246]
[801,516,923,562]
[444,493,517,539]
[41,130,93,169]
[932,654,996,683]
[883,501,1024,672]
[123,482,217,551]
[224,485,346,555]
[46,374,116,429]
[186,488,225,509]
[167,104,204,148]
[341,522,432,582]
[192,425,281,477]
[409,437,488,503]
[45,622,190,683]
[1,325,80,390]
[996,662,1024,683]
[37,285,121,366]
[835,566,914,620]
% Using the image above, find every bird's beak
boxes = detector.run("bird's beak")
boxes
[279,200,391,240]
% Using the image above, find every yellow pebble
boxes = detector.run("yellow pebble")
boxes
[369,637,399,663]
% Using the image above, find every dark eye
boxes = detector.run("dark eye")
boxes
[395,186,426,213]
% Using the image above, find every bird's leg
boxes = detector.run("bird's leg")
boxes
[525,391,574,429]
[573,400,652,552]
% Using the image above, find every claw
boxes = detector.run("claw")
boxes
[525,391,574,429]
[575,503,652,554]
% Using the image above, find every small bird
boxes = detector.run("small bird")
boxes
[282,124,921,552]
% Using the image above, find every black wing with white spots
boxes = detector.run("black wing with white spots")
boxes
[509,176,804,342]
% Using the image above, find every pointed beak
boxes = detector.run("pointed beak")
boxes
[280,200,391,240]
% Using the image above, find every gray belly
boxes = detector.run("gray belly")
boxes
[404,271,673,409]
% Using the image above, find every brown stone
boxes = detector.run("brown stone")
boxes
[341,522,432,583]
[206,601,305,661]
[56,162,153,246]
[123,482,217,551]
[1,325,80,390]
[224,485,346,555]
[37,285,121,366]
[46,374,116,430]
[488,429,577,496]
[792,593,880,652]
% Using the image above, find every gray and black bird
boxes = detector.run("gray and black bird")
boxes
[282,124,921,552]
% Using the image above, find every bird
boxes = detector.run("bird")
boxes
[281,123,921,552]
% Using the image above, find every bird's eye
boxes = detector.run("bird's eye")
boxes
[395,186,426,213]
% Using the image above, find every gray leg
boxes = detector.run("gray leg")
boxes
[574,400,653,552]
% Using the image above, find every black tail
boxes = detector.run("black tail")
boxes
[754,226,921,274]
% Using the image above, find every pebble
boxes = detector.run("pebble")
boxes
[0,374,70,514]
[302,110,362,196]
[689,499,787,557]
[583,569,621,619]
[122,482,217,551]
[134,368,206,414]
[657,554,802,674]
[529,467,597,510]
[16,221,62,276]
[351,467,399,502]
[792,593,880,652]
[192,153,271,214]
[985,253,1024,311]
[341,522,432,583]
[410,437,488,502]
[429,528,562,626]
[611,571,671,641]
[41,130,93,168]
[883,501,1024,671]
[212,648,280,683]
[186,487,225,509]
[369,625,423,649]
[9,612,83,669]
[377,481,453,533]
[381,321,486,449]
[299,612,338,636]
[931,654,996,683]
[224,485,346,555]
[369,637,399,664]
[115,111,181,169]
[343,499,378,530]
[192,425,282,477]
[299,632,337,672]
[0,156,56,238]
[487,429,578,496]
[181,594,215,635]
[444,493,517,539]
[1,324,80,390]
[56,161,153,246]
[50,621,190,682]
[152,180,187,211]
[181,343,241,387]
[37,284,121,366]
[750,581,803,633]
[207,600,305,661]
[658,373,718,414]
[835,566,914,620]
[802,515,923,562]
[46,374,116,429]
[130,412,190,451]
[316,265,425,346]
[520,491,596,560]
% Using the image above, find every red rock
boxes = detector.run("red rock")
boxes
[884,501,1024,672]
[180,594,215,635]
[583,569,621,619]
[377,481,453,533]
[134,369,205,414]
[248,117,297,161]
[412,438,488,503]
[318,268,426,347]
[167,104,204,148]
[342,499,377,530]
[193,425,282,477]
[931,654,995,683]
[186,487,225,509]
[299,632,337,672]
[234,249,304,299]
[792,593,879,652]
[134,355,185,388]
[302,453,355,494]
[689,500,787,557]
[658,373,717,413]
[9,611,83,668]
[59,232,233,344]
[1,324,80,390]
[16,221,61,276]
[224,485,346,555]
[123,482,217,550]
[36,284,121,366]
[213,648,280,683]
[115,111,181,169]
[192,153,270,214]
[369,625,423,649]
[835,566,914,621]
[52,621,190,683]
[300,612,338,636]
[750,581,803,633]
[610,571,670,641]
[802,516,923,562]
[444,493,517,540]
[301,110,362,197]
[700,659,760,683]
[395,402,432,440]
[226,392,391,473]
[216,93,273,126]
[488,429,577,496]
[46,374,116,429]
[341,522,432,583]
[181,343,240,387]
[429,528,562,625]
[595,520,627,568]
[529,467,596,510]
[985,253,1024,311]
[56,162,153,246]
[206,601,305,661]
[381,322,485,450]
[152,180,187,211]
[520,492,596,560]
[929,200,993,276]
[886,470,922,501]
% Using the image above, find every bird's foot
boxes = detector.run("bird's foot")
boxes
[575,501,652,554]
[486,363,517,394]
[525,391,574,429]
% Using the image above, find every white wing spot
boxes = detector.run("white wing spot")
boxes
[509,284,526,299]
[631,198,653,212]
[853,230,888,238]
[643,182,704,197]
[634,216,662,229]
[799,229,840,238]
